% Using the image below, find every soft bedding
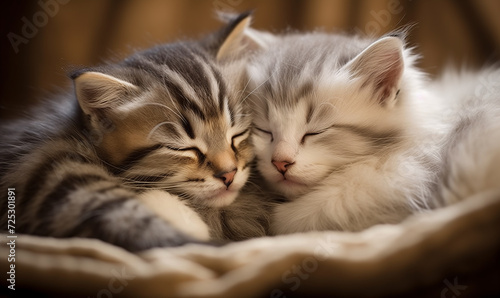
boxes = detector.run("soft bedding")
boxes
[2,189,499,297]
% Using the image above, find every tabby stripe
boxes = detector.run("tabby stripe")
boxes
[297,81,313,101]
[197,57,220,110]
[127,57,200,138]
[180,116,196,139]
[63,196,132,238]
[222,99,235,128]
[33,174,109,236]
[261,81,274,117]
[178,54,213,107]
[126,174,171,183]
[210,63,227,113]
[165,46,217,117]
[186,178,205,182]
[180,80,204,108]
[177,193,190,201]
[77,187,135,220]
[113,144,164,175]
[228,101,236,127]
[21,152,91,214]
[332,124,400,148]
[125,45,217,120]
[264,100,270,121]
[305,102,314,124]
[37,174,108,218]
[162,79,206,121]
[81,196,132,218]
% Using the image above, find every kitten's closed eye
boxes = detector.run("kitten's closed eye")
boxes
[301,130,326,144]
[255,126,328,144]
[164,145,206,162]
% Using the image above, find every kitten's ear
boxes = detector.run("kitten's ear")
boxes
[215,11,274,61]
[344,37,404,106]
[72,71,138,115]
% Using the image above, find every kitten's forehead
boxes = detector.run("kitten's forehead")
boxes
[124,44,221,114]
[250,33,373,107]
[127,42,246,120]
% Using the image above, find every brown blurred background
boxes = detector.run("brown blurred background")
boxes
[1,0,499,120]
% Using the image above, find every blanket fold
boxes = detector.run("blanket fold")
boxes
[1,189,499,297]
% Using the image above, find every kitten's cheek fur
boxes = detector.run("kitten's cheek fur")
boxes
[138,190,210,241]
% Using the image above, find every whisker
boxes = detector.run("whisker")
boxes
[147,121,182,140]
[241,68,277,103]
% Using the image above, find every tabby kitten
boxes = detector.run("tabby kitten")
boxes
[245,30,500,234]
[0,13,268,251]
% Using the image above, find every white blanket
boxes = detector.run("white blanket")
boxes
[2,189,500,297]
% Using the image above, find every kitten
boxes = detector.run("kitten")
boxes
[245,30,500,234]
[0,12,270,251]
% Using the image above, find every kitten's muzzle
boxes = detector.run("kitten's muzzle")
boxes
[272,160,294,175]
[214,169,237,188]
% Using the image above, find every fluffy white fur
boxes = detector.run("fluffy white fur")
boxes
[246,31,500,234]
[427,69,500,204]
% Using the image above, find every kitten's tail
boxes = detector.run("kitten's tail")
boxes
[436,69,500,205]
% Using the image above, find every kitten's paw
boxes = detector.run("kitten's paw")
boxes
[138,190,210,241]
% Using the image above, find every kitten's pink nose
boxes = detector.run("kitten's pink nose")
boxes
[215,169,237,188]
[272,160,294,174]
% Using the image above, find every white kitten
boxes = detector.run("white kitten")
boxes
[245,31,500,234]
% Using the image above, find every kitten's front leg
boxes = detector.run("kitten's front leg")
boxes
[271,173,413,235]
[270,188,344,235]
[138,190,210,241]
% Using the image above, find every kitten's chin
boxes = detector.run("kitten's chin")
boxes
[203,189,239,208]
[271,177,309,198]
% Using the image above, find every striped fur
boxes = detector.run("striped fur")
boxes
[0,13,272,251]
[247,29,500,235]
